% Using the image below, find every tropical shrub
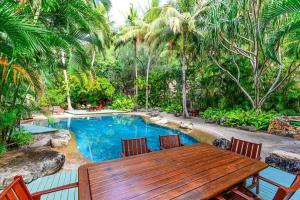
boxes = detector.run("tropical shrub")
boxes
[202,108,280,130]
[38,96,51,108]
[160,102,182,113]
[45,88,66,107]
[111,94,136,111]
[0,142,6,155]
[70,73,115,106]
[11,129,33,146]
[47,116,56,124]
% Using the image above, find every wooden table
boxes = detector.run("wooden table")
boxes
[78,143,268,200]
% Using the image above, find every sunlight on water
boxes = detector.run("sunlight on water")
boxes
[45,115,198,162]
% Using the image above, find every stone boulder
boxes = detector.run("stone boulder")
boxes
[268,116,300,139]
[174,113,181,117]
[148,108,161,117]
[212,138,231,149]
[0,147,65,189]
[50,129,72,148]
[150,116,162,121]
[158,119,169,124]
[205,119,217,124]
[265,150,300,174]
[179,122,193,129]
[30,129,71,148]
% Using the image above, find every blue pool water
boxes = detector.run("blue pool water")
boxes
[45,115,198,162]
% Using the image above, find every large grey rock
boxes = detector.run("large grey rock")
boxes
[30,129,71,148]
[0,147,65,189]
[179,122,193,129]
[30,135,52,147]
[205,119,217,124]
[265,150,300,174]
[212,138,231,149]
[50,130,71,148]
[148,108,161,117]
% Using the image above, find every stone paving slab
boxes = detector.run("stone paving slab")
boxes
[21,124,58,134]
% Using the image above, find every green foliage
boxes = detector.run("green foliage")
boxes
[160,102,182,113]
[0,110,19,131]
[202,108,280,130]
[0,142,7,155]
[47,117,56,124]
[111,94,136,111]
[291,121,300,127]
[11,129,33,146]
[70,73,115,106]
[45,88,66,107]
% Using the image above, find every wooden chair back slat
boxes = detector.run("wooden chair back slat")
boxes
[121,138,149,157]
[229,137,262,160]
[274,173,300,200]
[159,135,182,149]
[5,190,17,200]
[0,176,32,200]
[128,139,133,156]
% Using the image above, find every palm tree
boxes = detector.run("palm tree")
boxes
[116,5,141,99]
[36,0,110,110]
[144,0,162,111]
[149,0,208,118]
[0,0,59,141]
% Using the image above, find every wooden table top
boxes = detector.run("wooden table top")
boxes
[78,143,268,200]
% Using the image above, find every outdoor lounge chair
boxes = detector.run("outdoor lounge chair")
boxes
[215,172,300,200]
[228,137,262,194]
[0,176,78,200]
[121,137,151,157]
[159,134,184,150]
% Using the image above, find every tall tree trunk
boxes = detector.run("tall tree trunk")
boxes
[182,33,189,118]
[89,48,96,78]
[145,53,152,112]
[134,42,138,98]
[63,69,73,111]
[92,0,97,7]
[61,51,73,111]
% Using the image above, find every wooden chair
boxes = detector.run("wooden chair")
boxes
[228,137,262,194]
[159,134,184,150]
[121,137,151,157]
[216,173,300,200]
[0,176,78,200]
[228,137,262,160]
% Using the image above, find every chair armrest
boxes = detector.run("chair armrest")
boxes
[32,182,78,200]
[258,175,286,189]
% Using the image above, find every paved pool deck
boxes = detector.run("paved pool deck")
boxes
[132,112,300,160]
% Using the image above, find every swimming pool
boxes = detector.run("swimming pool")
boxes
[46,115,198,162]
